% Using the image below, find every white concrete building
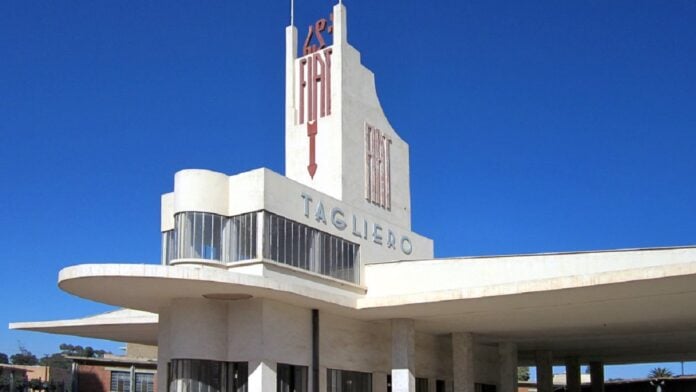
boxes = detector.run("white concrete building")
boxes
[11,3,696,392]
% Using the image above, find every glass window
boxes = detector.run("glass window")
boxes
[167,212,258,264]
[416,378,428,392]
[277,364,308,392]
[225,213,257,262]
[264,212,360,283]
[164,211,359,283]
[162,230,176,264]
[327,369,371,392]
[474,384,496,392]
[111,371,130,392]
[435,380,445,392]
[135,373,154,392]
[169,359,247,392]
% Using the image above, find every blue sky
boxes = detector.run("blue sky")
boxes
[1,0,695,380]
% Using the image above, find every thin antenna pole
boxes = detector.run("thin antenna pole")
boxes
[290,0,295,26]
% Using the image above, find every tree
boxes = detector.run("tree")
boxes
[58,343,107,358]
[39,353,71,371]
[10,346,38,365]
[517,366,530,381]
[0,352,8,364]
[648,367,674,379]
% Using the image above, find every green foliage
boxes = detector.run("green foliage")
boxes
[10,346,38,366]
[39,353,71,371]
[58,343,107,358]
[0,353,8,364]
[29,379,44,389]
[517,366,530,381]
[648,367,674,379]
[0,373,13,388]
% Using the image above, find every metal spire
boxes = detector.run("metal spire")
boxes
[290,0,295,26]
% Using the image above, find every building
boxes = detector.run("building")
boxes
[68,354,156,392]
[0,363,70,391]
[10,3,696,392]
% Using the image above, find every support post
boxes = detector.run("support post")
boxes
[392,319,416,392]
[498,343,518,392]
[312,309,320,392]
[129,364,136,392]
[452,333,475,392]
[535,351,553,392]
[249,360,277,392]
[590,361,604,392]
[565,357,581,392]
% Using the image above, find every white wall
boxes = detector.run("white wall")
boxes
[162,167,433,265]
[157,298,501,391]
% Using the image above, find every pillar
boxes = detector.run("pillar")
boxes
[535,350,553,392]
[565,357,581,392]
[156,308,171,392]
[452,333,475,392]
[589,361,604,392]
[249,360,277,392]
[498,343,518,392]
[392,319,416,392]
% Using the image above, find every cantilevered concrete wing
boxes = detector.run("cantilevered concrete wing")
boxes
[10,308,158,346]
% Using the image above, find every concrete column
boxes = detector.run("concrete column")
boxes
[392,319,416,392]
[498,343,518,392]
[452,333,475,392]
[248,360,277,392]
[535,351,553,392]
[589,361,604,392]
[156,308,171,392]
[129,365,136,392]
[565,357,581,392]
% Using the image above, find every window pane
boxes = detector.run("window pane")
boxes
[169,359,246,392]
[327,369,371,392]
[135,373,154,392]
[261,212,360,283]
[110,371,130,392]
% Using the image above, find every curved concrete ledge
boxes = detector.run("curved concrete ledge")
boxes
[360,261,696,308]
[58,264,360,314]
[9,308,158,345]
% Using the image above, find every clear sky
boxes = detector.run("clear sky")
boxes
[1,0,695,381]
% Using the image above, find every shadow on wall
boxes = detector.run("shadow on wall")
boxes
[77,371,106,392]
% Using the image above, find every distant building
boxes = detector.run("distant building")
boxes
[0,363,70,391]
[68,355,157,392]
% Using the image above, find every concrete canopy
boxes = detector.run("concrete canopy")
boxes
[10,308,158,346]
[12,246,696,366]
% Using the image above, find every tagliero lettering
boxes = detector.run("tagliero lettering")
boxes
[301,192,413,255]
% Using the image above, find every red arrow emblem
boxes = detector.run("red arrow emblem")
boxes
[307,120,318,178]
